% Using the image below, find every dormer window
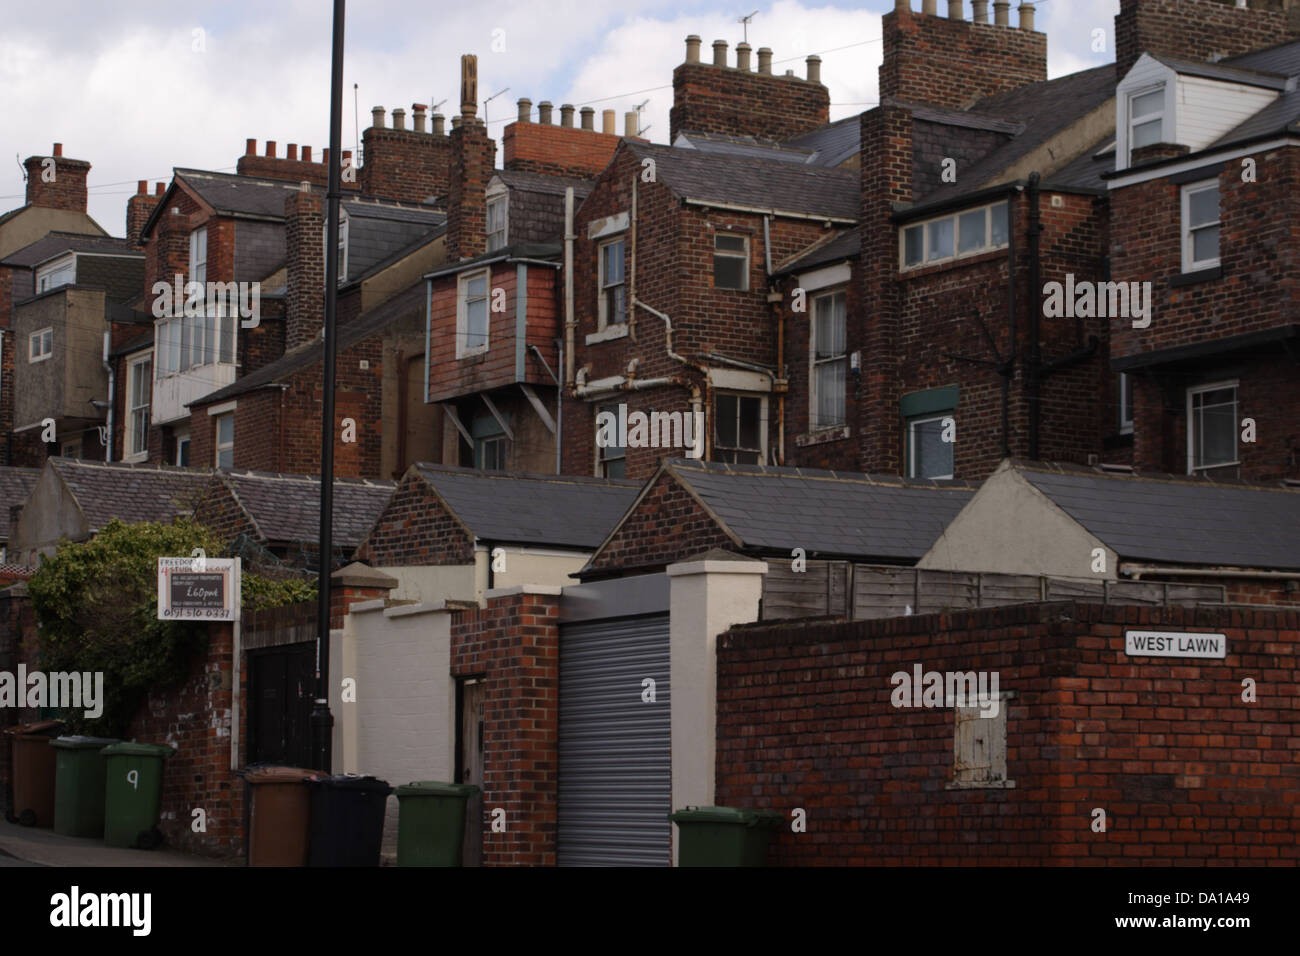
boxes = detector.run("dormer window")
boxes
[36,255,75,293]
[1127,86,1165,163]
[486,195,507,252]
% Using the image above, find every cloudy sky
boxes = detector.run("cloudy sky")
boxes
[2,0,1119,234]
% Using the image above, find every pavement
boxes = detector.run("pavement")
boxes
[0,819,238,867]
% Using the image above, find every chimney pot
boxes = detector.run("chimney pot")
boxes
[371,106,386,129]
[52,143,62,158]
[245,138,257,156]
[392,107,406,131]
[806,55,822,84]
[302,145,312,162]
[922,0,937,14]
[580,107,595,131]
[972,0,988,21]
[451,115,463,129]
[287,144,298,160]
[517,97,532,122]
[994,0,1009,25]
[895,0,909,9]
[625,111,638,137]
[757,47,772,73]
[685,35,702,63]
[299,180,311,193]
[602,109,616,134]
[948,0,963,17]
[137,180,148,195]
[538,101,553,124]
[323,148,331,167]
[413,104,427,133]
[266,140,276,157]
[1017,2,1034,29]
[560,104,575,128]
[156,182,166,195]
[712,39,728,67]
[433,113,446,135]
[736,42,752,71]
[342,149,352,164]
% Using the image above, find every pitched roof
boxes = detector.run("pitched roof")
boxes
[1151,53,1291,91]
[413,464,640,549]
[1211,87,1300,145]
[783,116,863,167]
[342,200,445,282]
[1016,462,1300,571]
[424,242,561,280]
[663,459,976,561]
[49,459,212,532]
[1224,37,1300,77]
[624,142,859,221]
[494,169,595,199]
[173,169,326,220]
[776,228,860,274]
[0,466,41,541]
[194,278,427,404]
[674,131,818,165]
[0,231,141,269]
[217,471,394,548]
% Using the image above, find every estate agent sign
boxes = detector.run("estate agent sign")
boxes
[157,555,241,621]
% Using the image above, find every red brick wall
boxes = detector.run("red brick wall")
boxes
[125,185,163,247]
[236,141,359,192]
[353,469,475,566]
[450,591,560,866]
[503,121,627,179]
[669,60,829,142]
[285,190,325,350]
[22,152,90,212]
[1115,0,1298,81]
[360,126,452,203]
[446,121,496,262]
[716,601,1300,865]
[879,7,1046,110]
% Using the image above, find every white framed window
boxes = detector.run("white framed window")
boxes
[900,201,1008,270]
[475,435,506,470]
[1181,181,1220,272]
[486,195,507,252]
[908,414,955,479]
[1119,372,1134,435]
[28,327,53,363]
[154,312,234,375]
[598,239,626,328]
[1187,380,1238,475]
[596,403,626,478]
[1127,85,1165,164]
[189,227,207,287]
[713,392,765,464]
[214,412,234,469]
[811,290,847,429]
[713,233,748,290]
[456,270,490,358]
[127,355,152,460]
[336,215,349,284]
[36,255,75,293]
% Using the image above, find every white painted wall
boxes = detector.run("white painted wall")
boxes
[378,564,477,604]
[490,549,588,590]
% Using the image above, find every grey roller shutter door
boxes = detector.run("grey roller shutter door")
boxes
[558,613,671,866]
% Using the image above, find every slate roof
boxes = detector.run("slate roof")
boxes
[1017,463,1300,571]
[1225,38,1300,77]
[49,459,212,532]
[1151,54,1291,91]
[1045,136,1116,191]
[783,116,863,167]
[674,131,818,165]
[0,467,40,541]
[664,459,976,561]
[777,228,860,274]
[172,169,325,221]
[195,279,427,404]
[218,471,394,548]
[624,142,859,220]
[0,232,141,269]
[424,242,561,280]
[342,200,445,282]
[494,169,595,199]
[413,464,640,549]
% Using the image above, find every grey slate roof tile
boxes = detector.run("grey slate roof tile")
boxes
[414,464,640,549]
[0,232,142,268]
[50,459,212,531]
[0,466,40,540]
[220,471,394,548]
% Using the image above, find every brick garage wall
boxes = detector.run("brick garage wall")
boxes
[1114,0,1300,81]
[126,620,243,857]
[716,601,1300,866]
[353,470,475,566]
[450,590,560,866]
[669,58,829,143]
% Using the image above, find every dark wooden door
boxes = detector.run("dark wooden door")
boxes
[458,679,485,866]
[249,644,314,768]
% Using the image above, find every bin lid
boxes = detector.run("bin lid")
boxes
[395,781,480,797]
[100,741,176,758]
[668,806,785,826]
[2,719,64,738]
[312,773,393,794]
[245,766,321,784]
[51,735,121,750]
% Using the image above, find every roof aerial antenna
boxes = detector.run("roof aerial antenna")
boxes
[634,99,650,137]
[483,87,510,126]
[738,10,758,43]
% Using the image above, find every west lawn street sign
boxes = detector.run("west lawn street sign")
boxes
[1124,630,1226,660]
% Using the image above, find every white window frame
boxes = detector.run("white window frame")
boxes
[338,214,349,283]
[1126,84,1166,166]
[907,413,955,480]
[1181,180,1221,273]
[214,412,234,469]
[899,201,1009,271]
[475,434,506,470]
[713,232,749,291]
[35,254,75,293]
[712,391,767,464]
[126,354,152,461]
[1119,372,1134,435]
[456,269,490,359]
[598,238,626,330]
[486,193,508,252]
[28,327,53,363]
[189,226,207,287]
[810,289,848,430]
[1186,379,1238,475]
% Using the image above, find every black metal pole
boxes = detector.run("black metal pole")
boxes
[311,0,345,773]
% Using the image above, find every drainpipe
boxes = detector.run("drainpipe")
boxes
[564,186,575,386]
[102,330,114,461]
[555,336,563,473]
[1026,171,1042,461]
[764,214,785,465]
[630,177,638,343]
[1003,189,1017,459]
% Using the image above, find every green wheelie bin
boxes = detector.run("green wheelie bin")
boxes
[101,742,175,849]
[668,806,784,867]
[395,781,480,866]
[51,736,120,837]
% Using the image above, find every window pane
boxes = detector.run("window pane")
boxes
[169,320,181,372]
[738,396,761,450]
[1188,186,1219,226]
[927,218,954,260]
[958,209,987,254]
[467,274,487,298]
[904,226,923,266]
[715,234,745,253]
[177,438,190,467]
[1131,89,1163,117]
[217,448,233,469]
[604,458,625,478]
[990,203,1008,246]
[913,417,954,478]
[602,242,624,284]
[466,298,488,348]
[714,254,746,290]
[1192,225,1219,263]
[715,394,738,447]
[816,359,846,427]
[606,285,625,324]
[814,293,846,358]
[1131,118,1162,149]
[180,317,193,369]
[220,314,235,364]
[217,414,234,445]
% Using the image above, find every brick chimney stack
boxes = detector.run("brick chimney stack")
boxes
[359,101,454,203]
[879,1,1047,110]
[1114,0,1300,83]
[285,184,326,350]
[23,144,90,212]
[446,55,497,260]
[236,138,358,190]
[126,180,166,247]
